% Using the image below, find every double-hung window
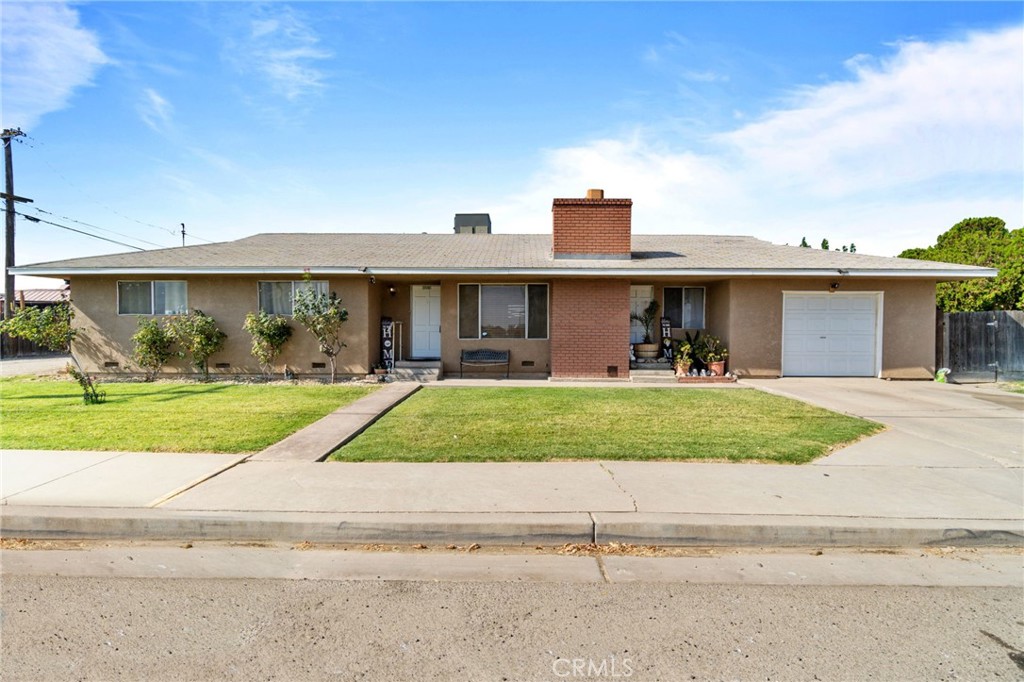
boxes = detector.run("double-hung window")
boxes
[258,280,328,316]
[117,281,188,315]
[663,286,705,329]
[458,284,548,339]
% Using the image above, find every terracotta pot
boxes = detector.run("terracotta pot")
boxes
[674,362,691,377]
[708,360,726,376]
[634,343,660,359]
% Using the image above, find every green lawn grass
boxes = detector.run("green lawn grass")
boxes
[0,378,377,453]
[998,381,1024,394]
[331,387,883,464]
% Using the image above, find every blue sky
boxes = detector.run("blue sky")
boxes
[3,1,1022,288]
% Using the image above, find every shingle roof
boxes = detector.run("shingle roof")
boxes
[11,233,995,279]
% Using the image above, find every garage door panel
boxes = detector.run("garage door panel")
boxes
[783,293,879,377]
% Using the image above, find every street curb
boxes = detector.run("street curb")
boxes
[592,513,1024,548]
[2,507,1021,548]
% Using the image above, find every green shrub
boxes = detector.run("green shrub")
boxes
[243,311,293,377]
[131,317,175,381]
[166,310,226,380]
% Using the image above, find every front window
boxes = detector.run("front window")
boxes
[118,281,187,315]
[258,280,328,316]
[664,286,705,329]
[458,284,548,339]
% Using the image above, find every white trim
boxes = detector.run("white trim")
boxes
[13,266,999,280]
[781,291,883,378]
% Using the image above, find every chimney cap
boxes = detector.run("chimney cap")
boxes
[586,189,604,199]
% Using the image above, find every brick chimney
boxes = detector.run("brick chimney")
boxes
[551,189,632,260]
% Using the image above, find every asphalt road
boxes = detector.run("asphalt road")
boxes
[3,553,1022,682]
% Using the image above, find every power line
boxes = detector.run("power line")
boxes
[31,207,169,249]
[4,207,145,251]
[15,133,219,245]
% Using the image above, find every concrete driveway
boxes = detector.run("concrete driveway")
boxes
[0,355,70,377]
[742,378,1023,468]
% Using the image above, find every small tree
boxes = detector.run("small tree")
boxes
[0,301,76,353]
[243,311,293,378]
[799,237,810,248]
[292,282,348,383]
[131,317,175,381]
[166,309,226,380]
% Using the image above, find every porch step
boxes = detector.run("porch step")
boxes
[392,360,442,383]
[630,367,677,383]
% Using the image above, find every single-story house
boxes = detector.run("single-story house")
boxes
[11,190,995,380]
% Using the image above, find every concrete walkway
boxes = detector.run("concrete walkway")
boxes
[251,382,420,462]
[2,378,1021,548]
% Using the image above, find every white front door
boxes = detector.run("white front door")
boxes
[630,285,654,343]
[411,285,442,359]
[782,293,881,377]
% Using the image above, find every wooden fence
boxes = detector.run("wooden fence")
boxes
[938,310,1024,381]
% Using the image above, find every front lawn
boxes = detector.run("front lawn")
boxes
[331,387,882,464]
[0,378,377,453]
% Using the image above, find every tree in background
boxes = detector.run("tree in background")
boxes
[899,217,1022,312]
[243,311,293,378]
[292,281,349,383]
[800,237,855,252]
[166,310,226,380]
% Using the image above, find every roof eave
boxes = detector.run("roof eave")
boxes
[10,265,998,280]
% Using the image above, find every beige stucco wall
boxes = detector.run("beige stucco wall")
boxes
[723,278,937,379]
[68,274,938,381]
[69,275,373,377]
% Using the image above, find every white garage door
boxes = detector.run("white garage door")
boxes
[783,293,880,377]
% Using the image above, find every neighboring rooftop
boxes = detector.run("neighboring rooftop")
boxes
[0,287,70,305]
[11,233,995,280]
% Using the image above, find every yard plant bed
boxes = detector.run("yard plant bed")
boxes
[0,378,377,453]
[331,387,882,463]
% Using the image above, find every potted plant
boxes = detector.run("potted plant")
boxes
[630,300,661,359]
[700,335,729,375]
[372,361,389,375]
[673,341,693,377]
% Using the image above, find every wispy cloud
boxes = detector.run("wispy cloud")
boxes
[137,88,173,133]
[222,5,332,103]
[1,2,109,130]
[497,25,1023,256]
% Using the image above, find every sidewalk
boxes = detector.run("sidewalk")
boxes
[2,378,1021,548]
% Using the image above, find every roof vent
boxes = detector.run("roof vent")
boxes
[454,213,491,234]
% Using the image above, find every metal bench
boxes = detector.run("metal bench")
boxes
[460,348,510,378]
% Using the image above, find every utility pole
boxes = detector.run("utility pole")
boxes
[181,223,186,247]
[2,128,26,329]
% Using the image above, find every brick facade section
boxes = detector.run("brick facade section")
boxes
[551,198,633,258]
[550,279,631,378]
